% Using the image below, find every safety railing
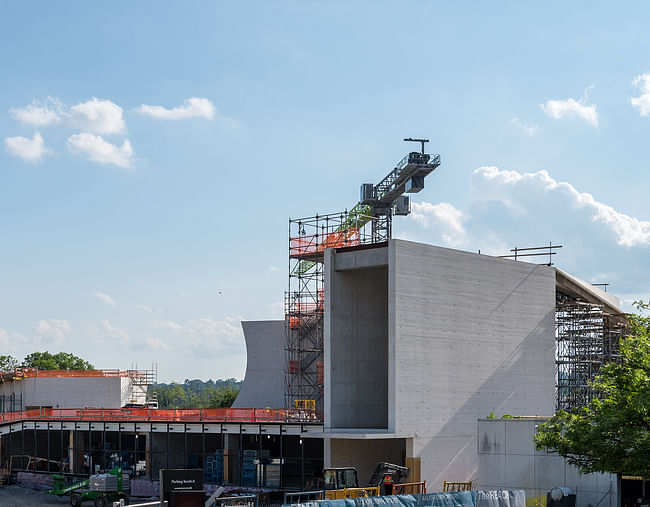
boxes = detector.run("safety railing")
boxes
[1,368,150,379]
[0,407,323,425]
[325,486,381,499]
[394,481,427,495]
[289,228,360,257]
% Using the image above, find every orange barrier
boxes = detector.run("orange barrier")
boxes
[290,228,360,257]
[13,369,145,379]
[0,407,322,425]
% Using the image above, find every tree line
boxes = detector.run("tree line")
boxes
[0,351,241,409]
[149,378,242,409]
[0,351,93,371]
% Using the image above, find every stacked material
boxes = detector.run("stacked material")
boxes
[89,474,118,492]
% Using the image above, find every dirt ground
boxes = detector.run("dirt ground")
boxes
[0,484,72,506]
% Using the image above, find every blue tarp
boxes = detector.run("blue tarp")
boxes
[284,490,525,507]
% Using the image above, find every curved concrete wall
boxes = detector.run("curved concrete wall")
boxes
[232,320,286,409]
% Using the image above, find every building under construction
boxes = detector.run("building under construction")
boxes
[0,141,630,497]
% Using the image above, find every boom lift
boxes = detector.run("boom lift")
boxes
[47,466,129,507]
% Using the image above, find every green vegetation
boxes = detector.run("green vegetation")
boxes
[150,378,242,409]
[535,301,650,476]
[0,351,93,371]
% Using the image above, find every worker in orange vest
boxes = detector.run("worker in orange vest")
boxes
[382,473,394,496]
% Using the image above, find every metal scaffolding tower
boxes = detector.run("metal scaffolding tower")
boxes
[555,297,628,412]
[285,140,442,411]
[286,210,375,411]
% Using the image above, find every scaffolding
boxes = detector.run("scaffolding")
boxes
[286,208,378,410]
[555,297,628,412]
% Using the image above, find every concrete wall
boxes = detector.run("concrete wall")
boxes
[325,247,389,429]
[232,320,286,409]
[0,377,126,409]
[478,418,617,507]
[324,239,557,490]
[327,438,405,488]
[391,239,557,487]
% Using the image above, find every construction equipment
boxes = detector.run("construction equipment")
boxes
[322,462,415,499]
[47,466,129,506]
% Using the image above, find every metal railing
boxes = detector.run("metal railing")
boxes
[0,407,323,425]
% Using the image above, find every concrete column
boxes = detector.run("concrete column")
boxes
[323,438,331,468]
[68,431,74,473]
[145,433,151,477]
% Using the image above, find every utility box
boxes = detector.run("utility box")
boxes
[89,474,118,491]
[394,196,410,216]
[405,175,424,193]
[360,183,375,203]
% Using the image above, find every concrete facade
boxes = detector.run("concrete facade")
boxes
[0,376,132,409]
[232,320,286,409]
[324,239,557,489]
[478,418,617,507]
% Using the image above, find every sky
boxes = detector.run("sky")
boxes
[1,2,649,382]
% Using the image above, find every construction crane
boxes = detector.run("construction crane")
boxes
[360,137,441,241]
[294,138,441,275]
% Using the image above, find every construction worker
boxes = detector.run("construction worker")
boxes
[382,473,394,496]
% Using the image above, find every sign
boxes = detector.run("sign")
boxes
[159,469,204,501]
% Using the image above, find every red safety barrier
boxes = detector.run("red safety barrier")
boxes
[0,407,322,424]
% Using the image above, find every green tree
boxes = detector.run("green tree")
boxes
[208,383,240,408]
[0,355,19,372]
[22,351,93,370]
[535,302,650,476]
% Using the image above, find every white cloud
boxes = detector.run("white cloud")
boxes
[99,320,130,347]
[540,86,598,126]
[130,334,169,351]
[630,74,650,116]
[0,328,28,355]
[269,266,281,272]
[410,202,468,247]
[511,117,541,136]
[67,133,134,168]
[10,99,63,126]
[33,319,71,344]
[150,319,183,331]
[136,97,216,120]
[136,303,163,313]
[472,166,650,247]
[70,97,126,134]
[150,316,244,357]
[94,292,117,307]
[5,132,51,161]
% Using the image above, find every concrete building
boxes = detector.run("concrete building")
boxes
[0,370,151,412]
[236,238,621,490]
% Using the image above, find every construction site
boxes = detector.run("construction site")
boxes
[0,140,630,507]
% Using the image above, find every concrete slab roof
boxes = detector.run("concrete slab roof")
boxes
[556,268,621,314]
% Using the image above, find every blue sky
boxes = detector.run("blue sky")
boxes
[1,2,649,381]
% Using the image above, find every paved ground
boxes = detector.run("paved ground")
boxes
[0,484,71,506]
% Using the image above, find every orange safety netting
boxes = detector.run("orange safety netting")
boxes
[0,407,322,424]
[290,228,360,257]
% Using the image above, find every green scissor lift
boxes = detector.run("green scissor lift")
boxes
[47,466,129,507]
